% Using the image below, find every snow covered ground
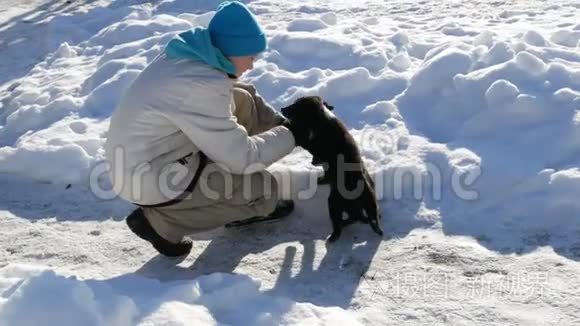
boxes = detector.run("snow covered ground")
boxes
[1,0,580,324]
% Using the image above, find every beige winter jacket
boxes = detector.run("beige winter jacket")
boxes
[104,53,294,205]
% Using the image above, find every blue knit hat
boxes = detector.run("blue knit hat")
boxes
[208,1,267,57]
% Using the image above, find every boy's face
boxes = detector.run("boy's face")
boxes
[228,55,256,77]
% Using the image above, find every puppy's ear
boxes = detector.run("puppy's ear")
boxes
[323,101,334,111]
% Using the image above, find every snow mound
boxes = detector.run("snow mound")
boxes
[550,29,580,47]
[392,38,580,240]
[286,18,327,32]
[0,264,362,326]
[0,7,192,185]
[266,32,388,73]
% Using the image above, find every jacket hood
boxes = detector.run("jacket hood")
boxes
[165,27,236,75]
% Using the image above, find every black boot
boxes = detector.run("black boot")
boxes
[269,199,295,219]
[225,200,295,228]
[126,208,192,257]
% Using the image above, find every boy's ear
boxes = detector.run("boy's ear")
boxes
[322,101,334,111]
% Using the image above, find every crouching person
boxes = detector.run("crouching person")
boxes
[104,2,307,257]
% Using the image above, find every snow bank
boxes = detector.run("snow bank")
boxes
[286,18,327,32]
[0,5,190,185]
[390,34,580,239]
[266,32,388,73]
[550,29,580,47]
[0,264,361,326]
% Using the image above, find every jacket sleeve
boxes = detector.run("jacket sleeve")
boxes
[161,83,295,174]
[233,82,286,132]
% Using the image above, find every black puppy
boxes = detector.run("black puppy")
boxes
[282,96,384,242]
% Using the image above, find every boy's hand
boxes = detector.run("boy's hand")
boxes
[281,119,311,148]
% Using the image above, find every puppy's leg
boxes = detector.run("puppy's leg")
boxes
[345,204,364,225]
[363,189,383,236]
[357,205,370,224]
[317,173,331,185]
[316,162,331,184]
[363,169,376,191]
[327,194,343,242]
[311,155,325,166]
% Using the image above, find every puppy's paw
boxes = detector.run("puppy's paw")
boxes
[327,231,341,242]
[317,174,331,185]
[311,155,325,166]
[370,219,384,236]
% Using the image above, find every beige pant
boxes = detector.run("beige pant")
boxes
[143,83,285,243]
